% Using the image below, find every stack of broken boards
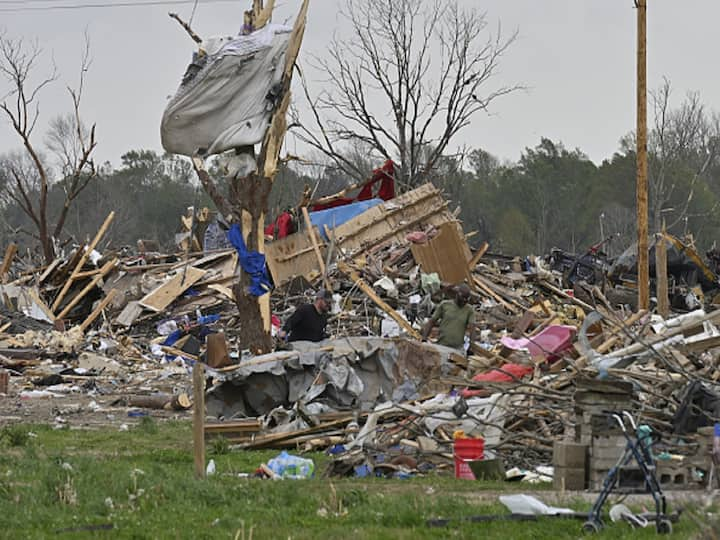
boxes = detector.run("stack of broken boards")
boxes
[0,246,239,333]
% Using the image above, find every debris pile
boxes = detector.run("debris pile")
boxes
[1,181,720,490]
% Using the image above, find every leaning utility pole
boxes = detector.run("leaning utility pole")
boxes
[636,0,649,311]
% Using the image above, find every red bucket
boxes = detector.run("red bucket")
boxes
[453,438,485,480]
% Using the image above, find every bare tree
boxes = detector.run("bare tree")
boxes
[0,32,97,263]
[647,78,720,233]
[291,0,519,191]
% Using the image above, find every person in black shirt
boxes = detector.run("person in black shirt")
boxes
[278,289,331,342]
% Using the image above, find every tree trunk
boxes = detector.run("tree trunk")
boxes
[39,220,54,264]
[228,165,273,355]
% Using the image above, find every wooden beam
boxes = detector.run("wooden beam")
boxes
[656,230,670,318]
[192,362,206,479]
[0,243,17,283]
[338,261,421,339]
[79,289,117,332]
[253,0,275,29]
[468,241,489,271]
[52,211,115,312]
[258,0,309,179]
[301,206,330,289]
[56,258,117,320]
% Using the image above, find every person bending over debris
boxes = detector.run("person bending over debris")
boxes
[421,284,475,350]
[278,289,331,342]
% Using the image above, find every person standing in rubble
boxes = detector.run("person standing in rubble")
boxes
[278,289,332,342]
[421,284,475,350]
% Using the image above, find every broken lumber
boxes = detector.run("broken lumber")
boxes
[656,230,670,318]
[338,261,421,339]
[79,289,117,332]
[0,243,17,283]
[139,267,206,312]
[52,211,115,312]
[56,258,117,320]
[301,206,330,289]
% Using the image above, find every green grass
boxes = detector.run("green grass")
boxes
[0,421,706,539]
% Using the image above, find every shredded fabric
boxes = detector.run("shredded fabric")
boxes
[227,223,272,297]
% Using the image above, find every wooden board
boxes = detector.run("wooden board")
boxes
[410,222,472,285]
[265,227,326,285]
[206,332,230,368]
[115,301,144,327]
[139,267,206,312]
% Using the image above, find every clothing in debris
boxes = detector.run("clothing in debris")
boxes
[431,300,475,349]
[283,303,329,342]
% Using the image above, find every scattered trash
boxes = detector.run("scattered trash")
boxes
[265,451,314,480]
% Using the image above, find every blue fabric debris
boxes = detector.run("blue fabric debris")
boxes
[227,223,272,297]
[163,329,184,347]
[309,199,383,241]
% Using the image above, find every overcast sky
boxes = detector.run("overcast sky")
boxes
[1,1,718,168]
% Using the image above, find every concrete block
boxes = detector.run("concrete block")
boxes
[553,442,587,468]
[590,446,625,462]
[554,466,586,491]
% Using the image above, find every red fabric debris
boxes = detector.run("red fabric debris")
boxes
[264,211,295,240]
[312,160,396,211]
[460,363,534,398]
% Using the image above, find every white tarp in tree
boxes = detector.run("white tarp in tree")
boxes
[161,23,292,157]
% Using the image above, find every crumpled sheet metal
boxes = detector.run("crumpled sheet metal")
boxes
[205,337,460,419]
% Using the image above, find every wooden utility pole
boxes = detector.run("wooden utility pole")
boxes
[636,0,649,310]
[192,362,206,479]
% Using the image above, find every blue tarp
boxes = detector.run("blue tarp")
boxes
[309,199,383,240]
[227,223,272,297]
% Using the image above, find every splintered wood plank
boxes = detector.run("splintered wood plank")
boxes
[206,283,234,300]
[52,211,115,312]
[79,289,117,332]
[0,243,17,283]
[139,267,206,312]
[56,258,118,320]
[301,206,330,288]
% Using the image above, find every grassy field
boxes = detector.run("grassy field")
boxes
[0,420,709,539]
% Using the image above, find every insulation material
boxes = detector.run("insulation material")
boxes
[161,24,292,157]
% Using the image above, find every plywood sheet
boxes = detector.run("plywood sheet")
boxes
[265,227,326,285]
[410,222,472,285]
[139,267,206,312]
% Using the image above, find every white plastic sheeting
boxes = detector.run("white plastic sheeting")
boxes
[161,23,292,157]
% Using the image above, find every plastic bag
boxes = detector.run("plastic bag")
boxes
[266,451,314,479]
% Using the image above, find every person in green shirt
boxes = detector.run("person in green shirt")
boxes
[421,284,475,350]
